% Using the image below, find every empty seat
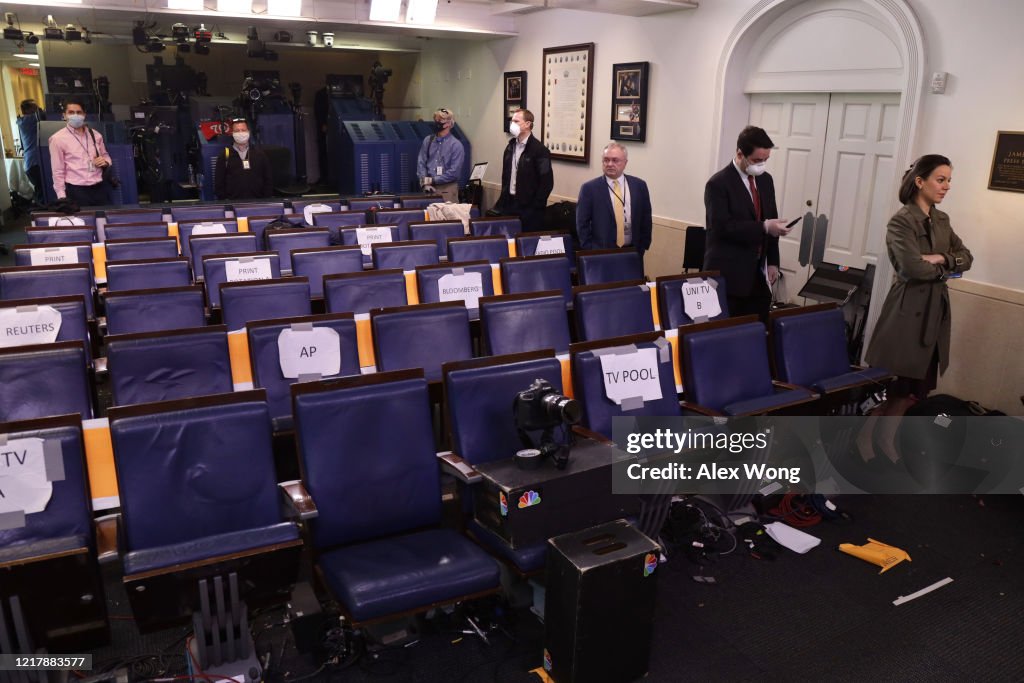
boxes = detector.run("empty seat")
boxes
[290,198,343,225]
[25,226,96,244]
[571,333,680,440]
[170,205,229,222]
[290,246,364,299]
[0,295,92,365]
[371,240,439,271]
[102,208,166,225]
[576,248,645,286]
[108,391,302,630]
[323,270,407,315]
[345,196,396,213]
[312,211,369,242]
[679,317,816,416]
[371,303,472,381]
[247,313,361,430]
[469,216,522,238]
[290,371,500,623]
[656,271,729,328]
[232,201,287,218]
[574,281,655,342]
[0,341,92,421]
[398,194,441,210]
[409,221,465,259]
[106,258,192,293]
[447,236,510,265]
[515,231,575,262]
[480,292,572,356]
[31,213,97,228]
[500,255,573,304]
[13,242,93,270]
[104,286,206,336]
[189,233,259,279]
[105,325,233,406]
[176,219,240,260]
[0,264,95,319]
[104,237,179,263]
[201,252,281,309]
[416,262,494,318]
[220,278,312,332]
[0,413,109,652]
[265,228,331,272]
[103,222,171,241]
[371,208,427,241]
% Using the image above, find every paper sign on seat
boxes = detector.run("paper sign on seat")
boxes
[278,327,341,379]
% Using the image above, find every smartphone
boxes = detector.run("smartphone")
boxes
[785,217,801,229]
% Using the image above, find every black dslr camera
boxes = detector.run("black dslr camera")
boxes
[513,379,580,470]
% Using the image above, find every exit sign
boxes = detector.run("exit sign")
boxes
[18,67,39,76]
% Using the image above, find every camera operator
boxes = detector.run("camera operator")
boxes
[215,118,273,200]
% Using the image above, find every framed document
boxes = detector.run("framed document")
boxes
[541,43,595,164]
[503,71,527,132]
[988,131,1024,193]
[611,62,649,142]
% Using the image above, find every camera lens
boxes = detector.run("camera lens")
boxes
[543,393,581,425]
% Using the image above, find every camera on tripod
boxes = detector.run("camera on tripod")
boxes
[513,379,580,470]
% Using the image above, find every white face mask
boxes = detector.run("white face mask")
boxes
[233,131,250,145]
[746,162,767,176]
[509,121,521,138]
[67,114,86,129]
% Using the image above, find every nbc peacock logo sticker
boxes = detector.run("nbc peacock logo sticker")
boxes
[643,553,658,577]
[499,491,508,517]
[518,490,541,508]
[543,649,552,671]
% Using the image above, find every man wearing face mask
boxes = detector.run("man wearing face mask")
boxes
[704,125,792,322]
[416,108,464,203]
[49,97,112,207]
[215,118,274,200]
[495,109,553,231]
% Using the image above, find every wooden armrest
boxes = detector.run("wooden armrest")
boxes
[772,380,820,398]
[437,451,482,485]
[679,400,725,417]
[95,514,119,565]
[279,480,318,520]
[571,424,614,444]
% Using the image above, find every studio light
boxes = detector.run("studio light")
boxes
[43,16,63,40]
[64,24,82,41]
[171,23,190,41]
[406,0,438,25]
[369,0,401,22]
[193,24,213,42]
[4,13,23,40]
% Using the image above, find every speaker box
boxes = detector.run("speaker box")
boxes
[543,519,660,683]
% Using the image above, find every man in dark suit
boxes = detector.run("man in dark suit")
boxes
[704,126,792,322]
[495,109,553,231]
[215,118,274,200]
[576,142,652,258]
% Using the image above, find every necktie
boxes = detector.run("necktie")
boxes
[748,175,761,221]
[613,179,625,247]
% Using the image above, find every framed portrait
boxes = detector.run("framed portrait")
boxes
[610,61,649,142]
[541,43,595,163]
[503,71,527,132]
[988,131,1024,193]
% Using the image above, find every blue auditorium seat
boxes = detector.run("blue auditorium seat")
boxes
[0,264,94,319]
[515,232,575,263]
[290,372,500,623]
[312,211,369,244]
[189,233,259,279]
[371,303,472,381]
[576,248,645,285]
[265,228,331,272]
[290,199,343,225]
[409,221,465,259]
[398,195,440,210]
[447,236,510,265]
[105,326,233,406]
[323,270,407,315]
[656,271,730,328]
[26,227,95,244]
[101,208,166,225]
[0,414,109,651]
[170,205,229,222]
[247,313,360,430]
[469,216,522,238]
[338,225,401,266]
[416,262,494,319]
[679,317,817,416]
[105,258,191,293]
[372,208,427,241]
[574,281,654,341]
[371,240,439,270]
[103,286,206,336]
[500,255,573,304]
[231,201,287,218]
[480,292,571,355]
[176,219,240,260]
[345,196,397,213]
[770,304,892,404]
[31,213,97,229]
[102,223,169,241]
[104,238,179,262]
[201,252,281,309]
[571,333,680,440]
[0,341,92,421]
[0,295,92,365]
[290,246,364,299]
[219,278,312,332]
[13,243,93,271]
[108,391,302,630]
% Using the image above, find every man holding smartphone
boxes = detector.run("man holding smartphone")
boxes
[703,125,792,322]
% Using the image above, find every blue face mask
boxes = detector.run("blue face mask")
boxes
[67,114,86,129]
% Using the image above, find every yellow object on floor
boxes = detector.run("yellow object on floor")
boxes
[839,537,912,573]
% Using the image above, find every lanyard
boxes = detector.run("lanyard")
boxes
[607,178,629,208]
[69,126,91,158]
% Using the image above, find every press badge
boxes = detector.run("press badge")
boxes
[243,160,251,170]
[436,166,443,176]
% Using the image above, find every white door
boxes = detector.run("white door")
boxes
[748,93,830,297]
[749,92,901,302]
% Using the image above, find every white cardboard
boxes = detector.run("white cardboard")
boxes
[191,223,228,236]
[303,204,333,225]
[534,236,566,256]
[598,347,663,405]
[682,280,722,319]
[29,247,80,266]
[0,306,63,348]
[0,438,53,516]
[355,226,393,256]
[47,216,85,227]
[225,258,273,282]
[438,271,484,309]
[277,327,341,379]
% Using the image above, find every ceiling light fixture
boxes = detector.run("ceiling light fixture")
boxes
[267,0,302,16]
[369,0,401,22]
[406,0,438,24]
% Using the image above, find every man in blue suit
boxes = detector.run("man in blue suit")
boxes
[576,142,653,258]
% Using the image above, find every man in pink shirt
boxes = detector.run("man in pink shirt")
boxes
[49,96,112,207]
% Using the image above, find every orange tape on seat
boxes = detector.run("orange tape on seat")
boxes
[355,315,376,369]
[227,330,253,385]
[82,419,118,506]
